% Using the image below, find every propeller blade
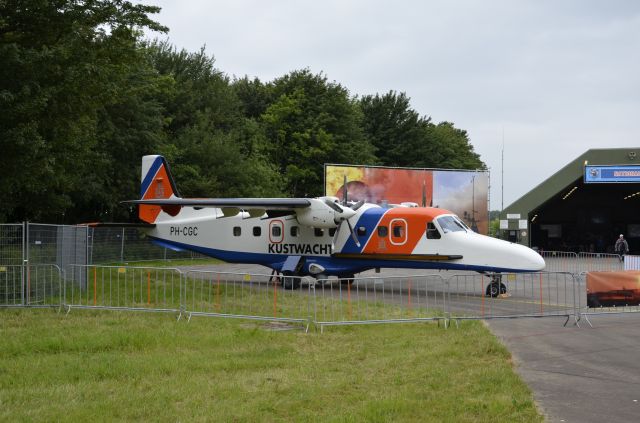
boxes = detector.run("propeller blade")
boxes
[323,198,343,213]
[346,219,361,247]
[422,181,426,207]
[351,199,365,211]
[331,221,342,252]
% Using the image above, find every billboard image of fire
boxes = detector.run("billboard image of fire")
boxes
[586,271,640,308]
[325,165,489,234]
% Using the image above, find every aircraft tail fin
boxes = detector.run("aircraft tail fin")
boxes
[139,155,181,223]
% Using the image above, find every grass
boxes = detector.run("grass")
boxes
[0,309,542,422]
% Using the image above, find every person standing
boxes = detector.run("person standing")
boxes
[615,234,629,262]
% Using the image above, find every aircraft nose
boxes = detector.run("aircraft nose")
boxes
[527,248,546,271]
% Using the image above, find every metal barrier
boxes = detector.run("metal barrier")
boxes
[447,272,578,325]
[624,255,640,270]
[314,274,448,331]
[0,264,62,308]
[575,271,640,328]
[63,265,182,314]
[182,269,311,326]
[3,263,640,329]
[577,252,623,272]
[540,251,578,273]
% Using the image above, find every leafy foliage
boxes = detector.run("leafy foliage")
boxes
[0,1,486,223]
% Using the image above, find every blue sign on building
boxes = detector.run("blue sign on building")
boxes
[585,165,640,183]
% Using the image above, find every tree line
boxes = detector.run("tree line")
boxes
[0,0,485,223]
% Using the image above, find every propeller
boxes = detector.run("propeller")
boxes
[351,199,365,211]
[325,196,361,249]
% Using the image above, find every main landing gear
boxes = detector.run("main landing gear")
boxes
[485,274,507,297]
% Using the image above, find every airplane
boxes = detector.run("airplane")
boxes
[122,155,545,295]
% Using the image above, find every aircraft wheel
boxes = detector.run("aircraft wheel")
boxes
[315,273,328,287]
[486,282,507,297]
[281,271,300,290]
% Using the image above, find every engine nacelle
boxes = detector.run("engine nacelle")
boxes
[295,199,339,228]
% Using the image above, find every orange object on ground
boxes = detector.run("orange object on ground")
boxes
[586,271,640,307]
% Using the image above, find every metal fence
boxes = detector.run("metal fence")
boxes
[0,264,62,307]
[5,263,640,329]
[540,251,624,273]
[0,223,207,269]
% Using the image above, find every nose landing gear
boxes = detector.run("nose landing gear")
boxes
[485,274,507,297]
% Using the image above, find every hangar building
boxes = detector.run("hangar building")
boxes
[502,148,640,254]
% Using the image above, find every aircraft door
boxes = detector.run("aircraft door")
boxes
[269,220,284,244]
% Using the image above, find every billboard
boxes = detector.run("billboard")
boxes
[325,165,489,234]
[586,271,640,307]
[585,165,640,183]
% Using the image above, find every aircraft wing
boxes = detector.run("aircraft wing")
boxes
[123,197,353,228]
[123,198,311,209]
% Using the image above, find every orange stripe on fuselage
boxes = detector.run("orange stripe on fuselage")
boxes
[362,207,451,255]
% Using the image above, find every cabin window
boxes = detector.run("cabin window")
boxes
[290,226,299,237]
[253,226,261,237]
[357,226,367,236]
[233,227,241,237]
[389,218,408,245]
[426,222,441,239]
[314,228,324,237]
[437,216,466,233]
[271,225,282,237]
[377,226,388,237]
[329,228,336,237]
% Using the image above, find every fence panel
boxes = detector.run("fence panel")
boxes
[625,255,640,270]
[64,265,182,313]
[447,272,577,321]
[577,252,623,273]
[0,224,23,265]
[576,272,640,327]
[182,270,311,324]
[0,264,62,307]
[313,274,448,329]
[88,227,207,264]
[541,251,578,273]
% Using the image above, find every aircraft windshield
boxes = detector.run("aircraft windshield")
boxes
[454,216,472,231]
[437,216,467,233]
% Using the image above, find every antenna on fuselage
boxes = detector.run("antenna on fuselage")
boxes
[343,174,348,206]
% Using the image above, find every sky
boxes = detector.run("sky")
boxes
[142,0,640,209]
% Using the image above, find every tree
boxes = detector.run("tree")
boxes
[259,69,376,196]
[0,0,167,222]
[146,41,284,199]
[359,91,485,170]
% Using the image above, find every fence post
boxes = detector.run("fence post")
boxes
[120,228,125,263]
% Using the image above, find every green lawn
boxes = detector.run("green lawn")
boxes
[0,309,541,422]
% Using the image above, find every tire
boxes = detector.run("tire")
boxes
[315,273,328,287]
[486,282,506,297]
[281,271,301,290]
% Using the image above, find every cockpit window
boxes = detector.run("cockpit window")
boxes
[437,216,467,233]
[426,222,441,239]
[454,217,472,231]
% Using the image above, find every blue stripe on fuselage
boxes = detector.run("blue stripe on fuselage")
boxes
[340,207,387,253]
[150,236,534,276]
